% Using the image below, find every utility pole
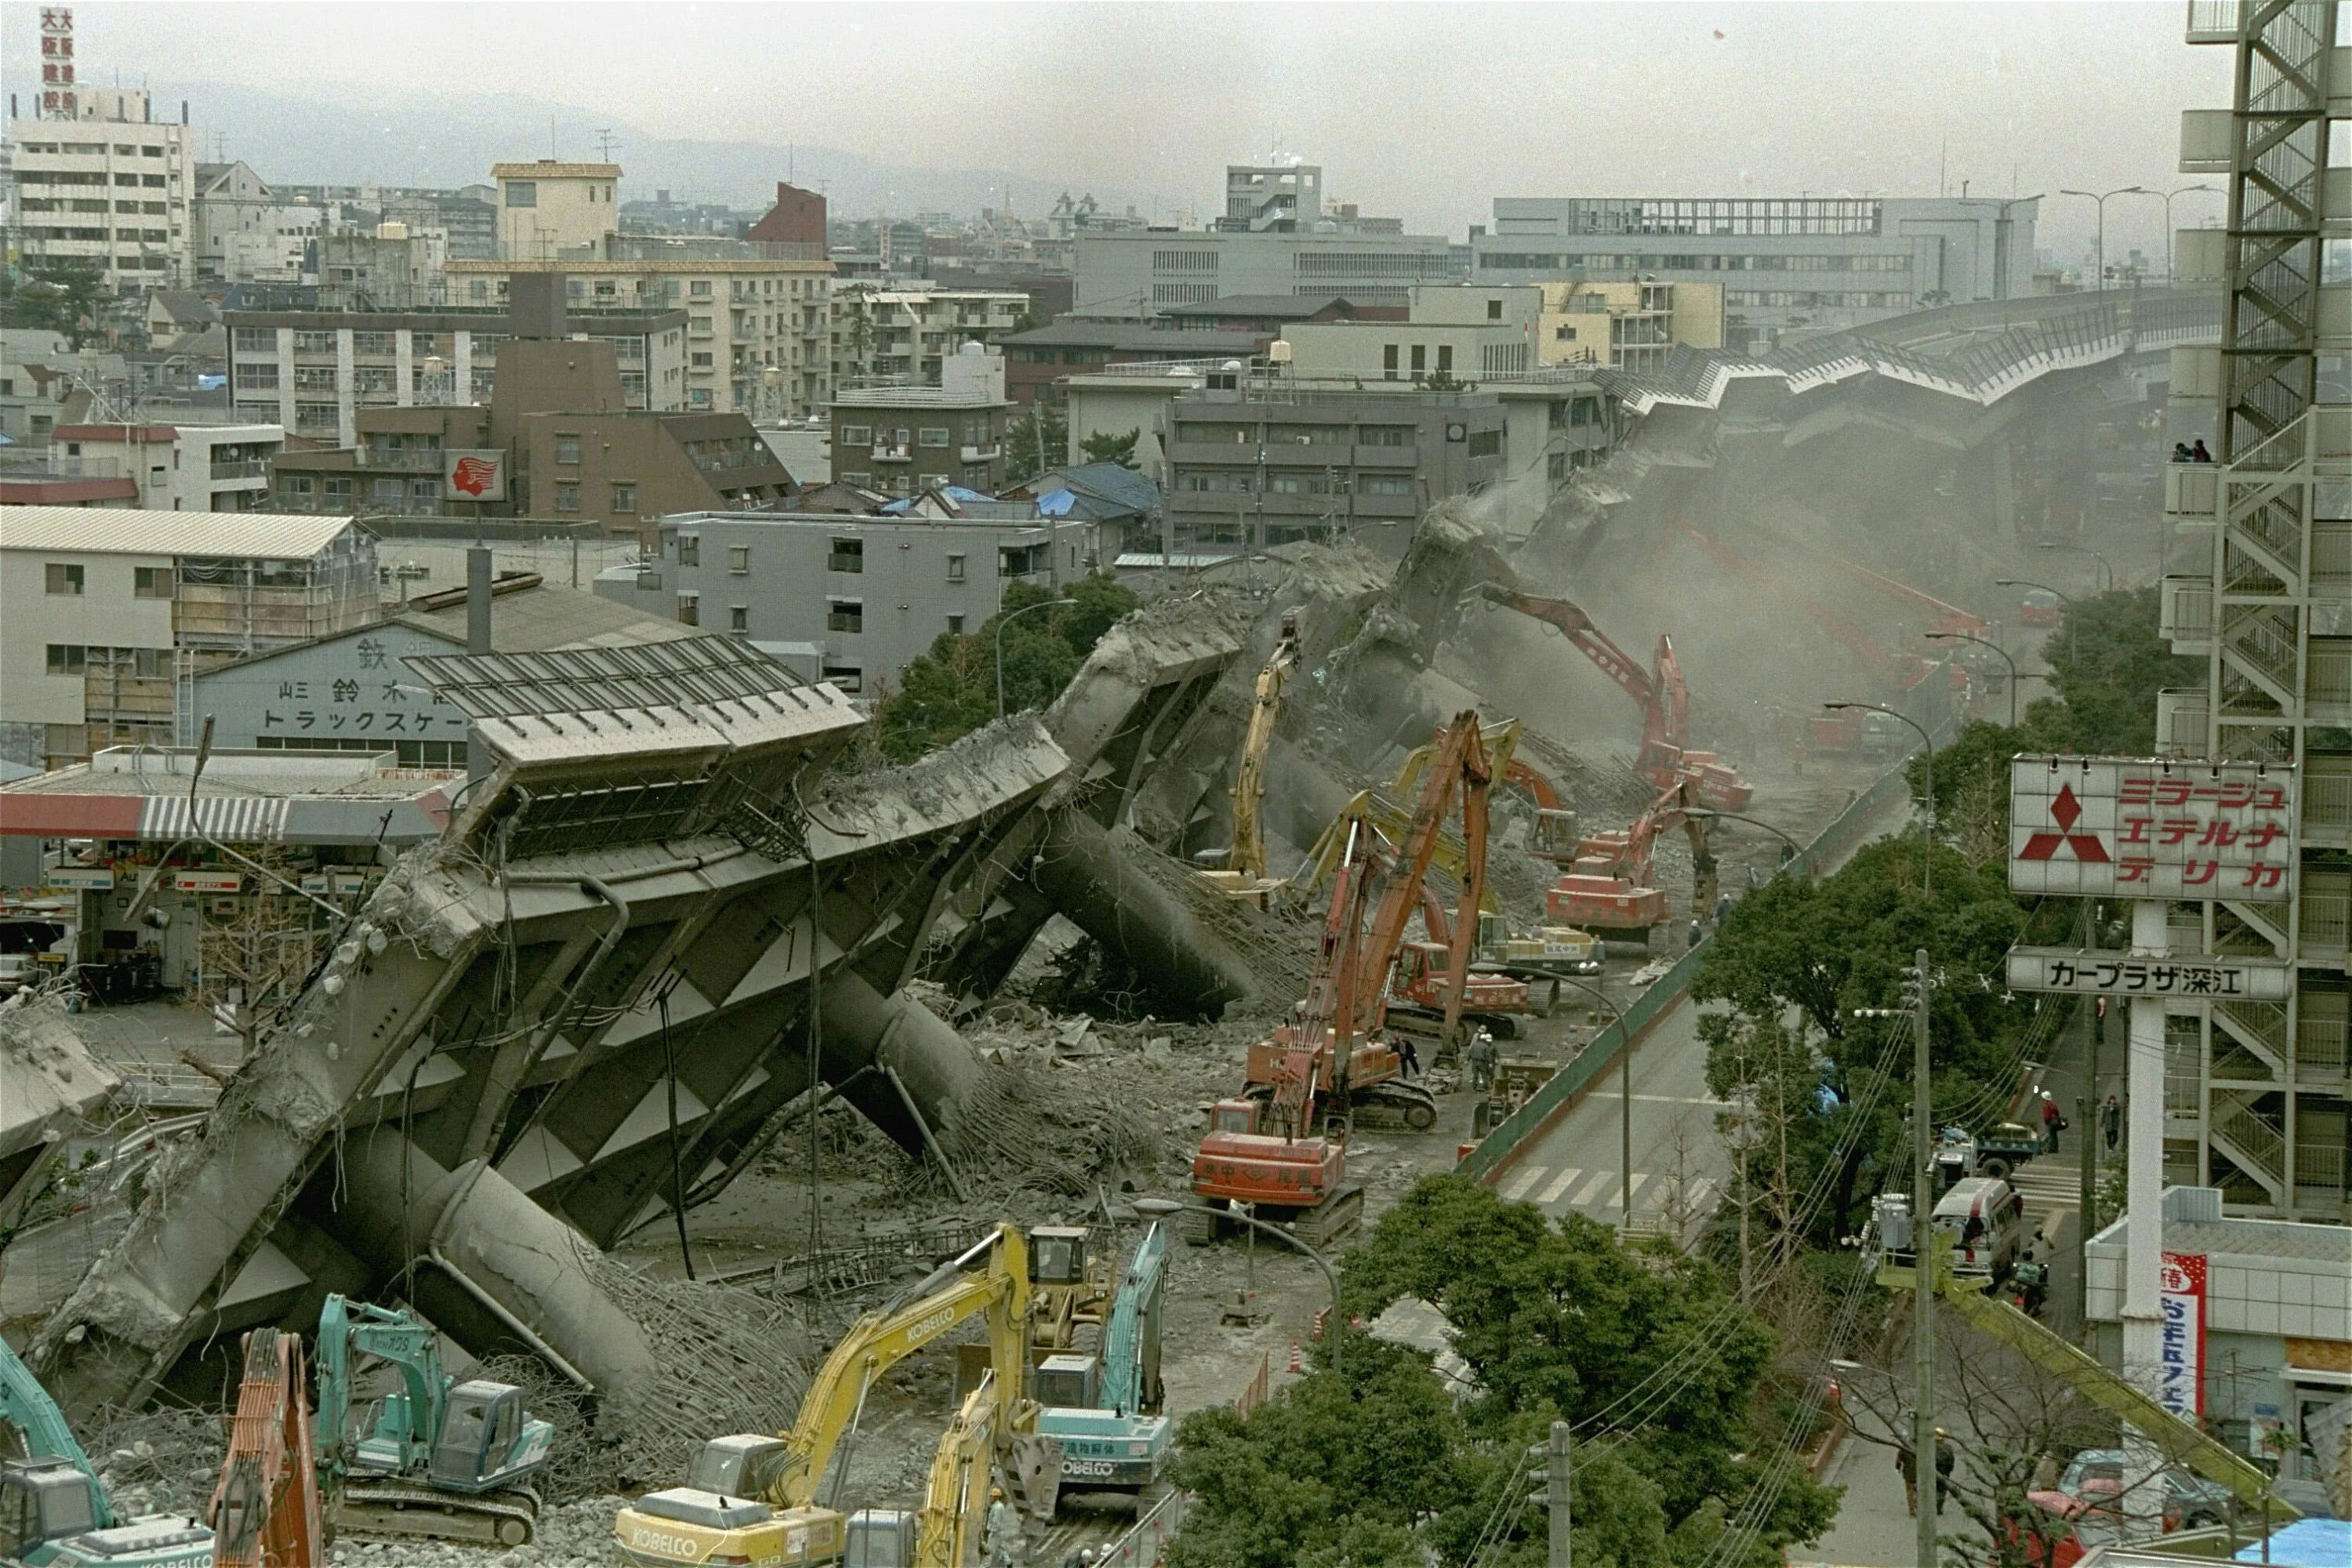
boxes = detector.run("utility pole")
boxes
[2077,896,2099,1335]
[1547,1420,1572,1567]
[1907,949,1936,1568]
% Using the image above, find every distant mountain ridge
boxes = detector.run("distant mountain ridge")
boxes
[1,74,1171,224]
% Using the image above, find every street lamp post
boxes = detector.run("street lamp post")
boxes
[1995,577,2078,674]
[2059,186,2147,292]
[1824,702,1935,898]
[992,596,1064,718]
[1130,1197,1342,1376]
[2155,184,2218,283]
[2036,540,2114,593]
[1549,975,1635,1222]
[1925,631,2020,729]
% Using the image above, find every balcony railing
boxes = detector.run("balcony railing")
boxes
[2164,462,2220,522]
[871,445,911,462]
[358,447,443,471]
[2184,0,2241,45]
[960,444,1001,463]
[2161,575,2214,650]
[209,459,270,481]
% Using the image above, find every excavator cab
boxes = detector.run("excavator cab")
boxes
[1531,808,1581,863]
[1027,1227,1088,1288]
[0,1457,212,1567]
[429,1381,551,1494]
[1206,1099,1260,1137]
[684,1433,793,1497]
[1033,1354,1098,1410]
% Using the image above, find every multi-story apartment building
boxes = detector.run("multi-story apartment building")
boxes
[1277,321,1535,383]
[263,182,499,260]
[2158,5,2350,1225]
[592,506,1111,699]
[266,286,787,535]
[493,159,620,260]
[224,301,686,445]
[1160,380,1508,554]
[1221,162,1324,232]
[447,242,834,417]
[8,88,195,290]
[1534,279,1725,372]
[827,284,1029,390]
[1073,229,1461,318]
[0,506,377,767]
[315,223,449,310]
[1470,195,2038,350]
[830,343,1011,495]
[193,160,323,284]
[44,422,283,513]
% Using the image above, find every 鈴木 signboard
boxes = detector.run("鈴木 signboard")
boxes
[2009,757,2296,901]
[2005,948,2289,1000]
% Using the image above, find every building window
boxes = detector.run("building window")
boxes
[827,599,864,633]
[1486,298,1503,320]
[919,426,949,448]
[829,537,863,572]
[822,663,862,693]
[506,180,536,208]
[691,280,712,297]
[948,613,966,634]
[1437,345,1454,374]
[728,545,750,574]
[1359,475,1413,495]
[840,472,871,487]
[611,482,636,513]
[1467,429,1503,458]
[45,563,84,595]
[554,434,581,465]
[677,535,700,566]
[45,644,86,675]
[1410,344,1426,374]
[133,566,171,598]
[554,481,580,511]
[946,554,967,582]
[730,604,750,633]
[691,352,713,368]
[839,425,872,447]
[677,591,700,626]
[1359,426,1411,447]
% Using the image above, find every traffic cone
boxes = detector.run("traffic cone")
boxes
[1287,1341,1302,1374]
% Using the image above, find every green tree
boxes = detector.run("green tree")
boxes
[2035,585,2198,755]
[1693,838,2034,1247]
[1078,426,1142,469]
[1004,401,1069,485]
[0,263,105,347]
[869,577,1138,760]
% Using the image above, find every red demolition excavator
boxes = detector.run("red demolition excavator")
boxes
[1547,771,1719,949]
[1196,714,1512,1244]
[207,1327,325,1568]
[1475,584,1754,812]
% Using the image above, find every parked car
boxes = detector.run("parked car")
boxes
[2033,1448,2231,1528]
[0,952,37,996]
[1932,1175,2027,1281]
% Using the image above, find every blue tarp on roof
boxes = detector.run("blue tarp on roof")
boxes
[878,485,994,515]
[1033,488,1076,517]
[2235,1519,2352,1565]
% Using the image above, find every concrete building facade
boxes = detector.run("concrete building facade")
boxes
[1536,278,1725,371]
[1221,162,1323,232]
[747,180,827,249]
[0,507,377,767]
[593,506,1112,697]
[999,321,1267,407]
[47,422,283,514]
[225,303,687,444]
[1073,229,1461,317]
[1470,194,2038,349]
[827,284,1029,391]
[8,89,196,290]
[492,159,621,260]
[1160,380,1508,553]
[830,344,1011,495]
[1276,320,1535,383]
[448,248,835,417]
[192,161,321,285]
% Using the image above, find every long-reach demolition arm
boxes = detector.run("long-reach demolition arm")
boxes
[209,1328,325,1568]
[764,1224,1033,1510]
[1349,712,1493,1044]
[1222,612,1301,884]
[1475,585,1680,780]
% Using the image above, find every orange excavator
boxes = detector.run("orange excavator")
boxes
[207,1327,325,1568]
[1189,811,1383,1247]
[1548,772,1719,948]
[1475,583,1754,812]
[1240,714,1526,1130]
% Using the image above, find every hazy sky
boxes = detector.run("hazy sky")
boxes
[7,2,2231,260]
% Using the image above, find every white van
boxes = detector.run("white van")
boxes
[1932,1176,2026,1281]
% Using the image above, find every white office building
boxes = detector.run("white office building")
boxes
[7,88,196,290]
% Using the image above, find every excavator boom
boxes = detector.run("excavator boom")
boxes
[1219,613,1301,885]
[0,1339,107,1523]
[1352,713,1492,1041]
[209,1329,324,1568]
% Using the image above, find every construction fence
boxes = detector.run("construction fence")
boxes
[1458,741,1937,1187]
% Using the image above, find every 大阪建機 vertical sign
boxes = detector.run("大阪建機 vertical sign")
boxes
[2009,757,2296,901]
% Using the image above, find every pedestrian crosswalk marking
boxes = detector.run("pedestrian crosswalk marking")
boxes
[1502,1164,1548,1200]
[1538,1167,1584,1204]
[1686,1176,1719,1212]
[1570,1169,1617,1207]
[1619,1171,1652,1207]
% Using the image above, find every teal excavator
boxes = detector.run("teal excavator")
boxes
[1033,1221,1173,1508]
[314,1292,557,1547]
[0,1337,212,1566]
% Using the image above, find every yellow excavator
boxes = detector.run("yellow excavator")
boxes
[1198,612,1302,906]
[613,1225,1039,1567]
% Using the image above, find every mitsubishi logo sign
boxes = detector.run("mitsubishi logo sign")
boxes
[2009,757,2296,901]
[2016,783,2111,863]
